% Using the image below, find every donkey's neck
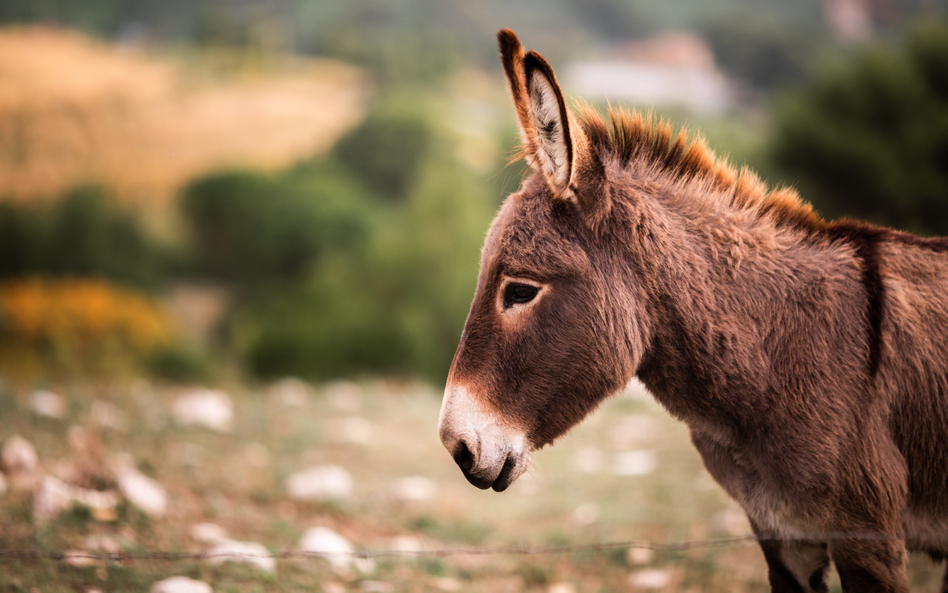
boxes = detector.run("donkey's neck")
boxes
[624,173,862,430]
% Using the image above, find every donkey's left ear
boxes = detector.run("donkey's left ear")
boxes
[522,51,602,206]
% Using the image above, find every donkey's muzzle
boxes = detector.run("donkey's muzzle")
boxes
[438,385,531,492]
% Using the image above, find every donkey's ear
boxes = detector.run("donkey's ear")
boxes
[522,51,576,198]
[523,52,604,205]
[497,29,536,156]
[498,30,603,206]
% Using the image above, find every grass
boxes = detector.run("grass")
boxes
[3,376,943,592]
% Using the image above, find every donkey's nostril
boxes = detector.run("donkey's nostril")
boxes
[453,440,476,472]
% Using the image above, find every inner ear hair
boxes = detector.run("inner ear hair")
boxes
[523,51,574,197]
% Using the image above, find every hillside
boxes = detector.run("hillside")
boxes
[0,27,370,209]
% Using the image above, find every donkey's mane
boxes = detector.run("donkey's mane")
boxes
[578,105,948,252]
[578,106,825,234]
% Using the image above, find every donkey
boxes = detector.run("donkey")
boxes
[438,29,948,593]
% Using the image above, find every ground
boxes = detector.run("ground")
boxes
[0,377,944,592]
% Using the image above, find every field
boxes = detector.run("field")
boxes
[1,377,945,593]
[0,27,368,216]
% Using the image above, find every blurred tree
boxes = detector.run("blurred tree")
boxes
[180,165,373,287]
[0,186,166,289]
[238,125,496,382]
[772,20,948,235]
[333,112,433,202]
[0,203,40,278]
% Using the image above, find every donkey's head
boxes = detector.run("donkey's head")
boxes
[439,30,649,491]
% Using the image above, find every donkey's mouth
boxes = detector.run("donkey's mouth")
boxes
[457,449,529,492]
[490,453,523,492]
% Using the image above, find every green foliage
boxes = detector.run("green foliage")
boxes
[0,186,167,289]
[180,165,373,286]
[332,112,432,201]
[239,136,494,382]
[177,104,495,382]
[771,21,948,235]
[146,342,215,383]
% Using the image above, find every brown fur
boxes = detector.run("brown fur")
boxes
[443,29,948,593]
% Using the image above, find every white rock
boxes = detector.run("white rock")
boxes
[206,539,276,574]
[151,576,213,593]
[432,578,462,592]
[33,476,73,523]
[298,527,354,569]
[90,400,128,432]
[85,533,119,553]
[572,446,604,474]
[286,465,352,501]
[570,503,599,526]
[321,582,346,593]
[392,476,437,502]
[324,380,362,411]
[387,535,424,554]
[338,416,373,444]
[268,377,312,407]
[171,389,234,432]
[627,547,655,565]
[2,434,38,475]
[190,522,229,544]
[64,550,97,567]
[628,568,672,589]
[613,450,657,477]
[30,389,66,419]
[547,583,577,593]
[32,475,120,524]
[116,465,167,517]
[360,581,394,593]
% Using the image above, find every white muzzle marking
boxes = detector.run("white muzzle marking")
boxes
[438,384,531,491]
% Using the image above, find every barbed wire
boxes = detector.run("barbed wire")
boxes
[0,536,756,564]
[0,531,926,564]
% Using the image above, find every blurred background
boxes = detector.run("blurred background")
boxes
[0,0,947,384]
[1,1,948,591]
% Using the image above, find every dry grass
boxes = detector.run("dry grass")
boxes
[3,376,944,592]
[0,27,370,213]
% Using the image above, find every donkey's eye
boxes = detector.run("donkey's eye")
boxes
[503,283,540,308]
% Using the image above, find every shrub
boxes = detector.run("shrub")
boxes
[180,165,374,287]
[332,112,432,202]
[0,277,173,375]
[0,186,167,289]
[235,136,496,382]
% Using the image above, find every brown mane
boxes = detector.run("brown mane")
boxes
[577,105,825,233]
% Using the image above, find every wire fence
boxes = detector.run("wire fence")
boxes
[0,535,757,564]
[0,531,927,564]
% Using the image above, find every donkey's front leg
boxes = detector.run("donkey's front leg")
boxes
[750,519,830,593]
[830,534,908,593]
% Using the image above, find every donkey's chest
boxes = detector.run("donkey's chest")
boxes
[687,422,828,536]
